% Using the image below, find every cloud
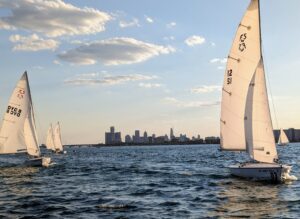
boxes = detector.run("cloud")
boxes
[145,16,154,23]
[58,37,176,65]
[53,60,62,65]
[139,83,163,88]
[0,0,111,37]
[9,34,59,51]
[119,18,140,28]
[65,73,158,86]
[167,22,176,28]
[210,58,227,64]
[185,35,206,47]
[163,97,220,108]
[190,85,221,94]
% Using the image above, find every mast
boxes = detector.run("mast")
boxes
[258,0,262,56]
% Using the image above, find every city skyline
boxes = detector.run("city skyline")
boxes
[1,1,300,144]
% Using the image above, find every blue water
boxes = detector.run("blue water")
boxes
[0,144,299,218]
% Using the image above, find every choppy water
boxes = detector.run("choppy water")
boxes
[0,144,299,218]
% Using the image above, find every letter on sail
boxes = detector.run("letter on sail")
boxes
[220,0,261,151]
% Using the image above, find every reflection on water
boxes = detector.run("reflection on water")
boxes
[211,180,290,218]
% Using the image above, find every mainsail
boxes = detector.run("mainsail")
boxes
[220,0,261,151]
[53,122,63,152]
[278,128,289,145]
[220,0,278,163]
[46,124,55,151]
[0,72,40,156]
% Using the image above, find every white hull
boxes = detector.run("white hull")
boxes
[229,163,292,182]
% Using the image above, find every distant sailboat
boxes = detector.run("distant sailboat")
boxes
[45,122,64,153]
[220,0,294,182]
[0,71,51,167]
[53,122,64,153]
[46,124,55,151]
[278,128,289,146]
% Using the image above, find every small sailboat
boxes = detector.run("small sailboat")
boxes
[45,122,64,153]
[53,122,64,153]
[278,128,289,146]
[45,123,55,151]
[220,0,294,182]
[0,71,51,167]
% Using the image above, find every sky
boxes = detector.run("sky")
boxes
[0,0,300,144]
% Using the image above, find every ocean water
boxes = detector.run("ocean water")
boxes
[0,144,299,218]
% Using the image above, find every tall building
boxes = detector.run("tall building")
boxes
[105,126,122,144]
[133,130,143,143]
[170,128,175,141]
[125,135,132,143]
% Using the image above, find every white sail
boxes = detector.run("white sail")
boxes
[0,72,38,155]
[244,59,277,163]
[53,122,63,152]
[278,128,289,145]
[220,0,262,151]
[46,124,55,151]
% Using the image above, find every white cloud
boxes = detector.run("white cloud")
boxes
[185,35,206,47]
[139,83,162,88]
[145,16,154,23]
[65,73,158,86]
[58,37,176,65]
[217,66,225,70]
[190,85,221,94]
[167,22,176,28]
[53,60,62,65]
[210,58,227,64]
[163,97,219,108]
[119,18,140,28]
[9,34,59,51]
[0,0,111,37]
[211,42,216,47]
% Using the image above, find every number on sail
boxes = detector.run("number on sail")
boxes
[6,105,22,117]
[227,69,233,85]
[239,33,247,52]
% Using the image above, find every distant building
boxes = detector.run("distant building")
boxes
[143,131,149,143]
[125,135,132,143]
[133,130,144,143]
[105,126,122,145]
[205,136,220,144]
[170,128,175,141]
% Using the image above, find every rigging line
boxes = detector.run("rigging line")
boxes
[261,44,279,130]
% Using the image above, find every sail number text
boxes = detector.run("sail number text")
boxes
[239,33,247,52]
[6,106,22,117]
[227,69,233,85]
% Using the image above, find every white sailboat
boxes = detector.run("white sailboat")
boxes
[278,128,289,146]
[53,122,64,153]
[220,0,294,182]
[45,123,55,151]
[0,71,51,167]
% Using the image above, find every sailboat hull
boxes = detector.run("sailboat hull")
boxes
[24,157,51,167]
[229,163,291,182]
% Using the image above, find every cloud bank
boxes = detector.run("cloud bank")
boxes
[0,0,111,37]
[164,97,219,108]
[58,37,175,65]
[9,34,59,51]
[65,73,158,86]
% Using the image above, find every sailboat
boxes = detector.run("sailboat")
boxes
[45,122,64,153]
[45,123,55,151]
[53,122,64,153]
[278,128,289,146]
[0,71,51,167]
[220,0,293,182]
